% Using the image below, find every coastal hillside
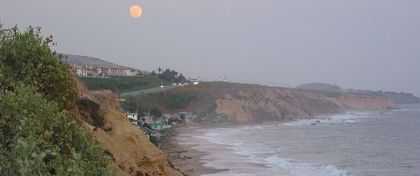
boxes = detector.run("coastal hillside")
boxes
[297,82,420,104]
[0,25,181,175]
[58,54,125,68]
[297,82,342,92]
[132,82,396,124]
[382,91,420,104]
[58,53,147,73]
[75,80,182,176]
[80,75,169,94]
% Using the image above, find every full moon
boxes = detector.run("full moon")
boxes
[129,5,143,18]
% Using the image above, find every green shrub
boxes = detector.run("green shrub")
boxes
[0,86,113,175]
[0,26,77,109]
[0,25,113,175]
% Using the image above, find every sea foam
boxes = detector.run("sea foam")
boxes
[195,126,349,176]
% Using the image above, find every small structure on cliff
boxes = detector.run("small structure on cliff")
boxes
[126,112,138,121]
[180,112,196,124]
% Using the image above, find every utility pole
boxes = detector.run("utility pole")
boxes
[136,98,139,114]
[136,98,140,121]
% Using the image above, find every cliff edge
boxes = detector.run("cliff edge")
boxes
[135,82,396,124]
[75,80,182,176]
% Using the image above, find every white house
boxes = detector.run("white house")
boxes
[96,67,102,74]
[76,67,87,77]
[123,69,137,76]
[126,113,138,121]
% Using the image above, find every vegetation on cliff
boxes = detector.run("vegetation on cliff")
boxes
[0,26,113,175]
[130,82,396,124]
[382,91,420,104]
[154,68,188,84]
[79,68,189,95]
[297,82,342,92]
[81,75,169,94]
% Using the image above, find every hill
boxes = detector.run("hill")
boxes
[0,25,181,175]
[297,82,342,92]
[298,83,420,104]
[58,53,147,73]
[127,82,396,124]
[383,91,420,104]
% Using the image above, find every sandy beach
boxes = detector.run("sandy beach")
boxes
[162,125,227,176]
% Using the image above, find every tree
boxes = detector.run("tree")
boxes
[150,108,162,122]
[136,107,146,126]
[157,68,188,83]
[176,74,187,83]
[137,107,146,118]
[151,70,157,76]
[121,96,137,112]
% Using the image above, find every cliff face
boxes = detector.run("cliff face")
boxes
[75,81,182,176]
[214,87,343,123]
[139,83,396,124]
[213,87,395,123]
[326,92,397,111]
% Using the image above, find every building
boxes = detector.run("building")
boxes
[179,112,196,124]
[126,113,138,121]
[150,122,171,131]
[85,66,99,77]
[71,64,140,77]
[138,114,171,131]
[72,65,88,77]
[123,68,138,76]
[136,114,153,124]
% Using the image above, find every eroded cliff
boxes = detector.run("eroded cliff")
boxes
[75,80,182,176]
[136,83,396,124]
[214,86,395,123]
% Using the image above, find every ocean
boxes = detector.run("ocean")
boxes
[176,104,420,176]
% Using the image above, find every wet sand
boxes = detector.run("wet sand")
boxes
[162,125,227,176]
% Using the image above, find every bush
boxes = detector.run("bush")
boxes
[0,86,113,175]
[0,25,113,175]
[0,26,77,109]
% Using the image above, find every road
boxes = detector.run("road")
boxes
[121,85,182,97]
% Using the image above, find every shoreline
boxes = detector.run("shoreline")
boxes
[160,114,345,176]
[162,125,227,176]
[159,111,386,175]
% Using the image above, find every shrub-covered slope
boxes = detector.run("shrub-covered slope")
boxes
[0,25,182,176]
[0,26,112,175]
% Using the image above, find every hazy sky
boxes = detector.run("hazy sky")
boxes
[1,0,419,96]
